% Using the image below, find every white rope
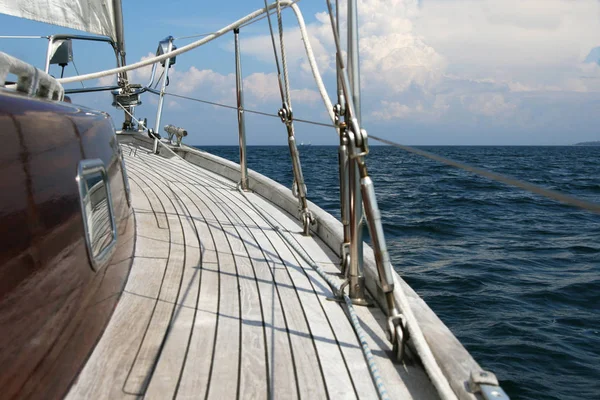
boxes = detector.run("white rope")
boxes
[288,4,335,128]
[59,1,290,84]
[391,272,458,400]
[56,2,336,131]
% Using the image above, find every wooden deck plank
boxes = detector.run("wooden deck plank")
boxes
[175,263,219,400]
[159,158,296,399]
[133,144,360,399]
[70,141,438,400]
[144,306,196,399]
[203,187,299,399]
[129,178,153,213]
[122,161,189,395]
[244,191,437,399]
[212,190,329,399]
[169,183,220,400]
[179,183,241,400]
[124,257,168,299]
[217,198,298,398]
[234,193,377,398]
[65,293,154,399]
[246,191,341,267]
[225,189,357,399]
[193,183,282,400]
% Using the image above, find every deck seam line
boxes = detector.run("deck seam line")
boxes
[181,181,273,399]
[122,167,174,396]
[131,157,208,399]
[124,145,223,400]
[127,162,193,396]
[173,183,241,400]
[163,183,222,400]
[176,172,305,398]
[129,155,213,399]
[204,184,331,399]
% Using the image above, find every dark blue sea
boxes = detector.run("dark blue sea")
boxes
[195,145,600,400]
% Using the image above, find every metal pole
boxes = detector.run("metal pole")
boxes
[154,36,174,153]
[234,28,249,191]
[348,0,361,120]
[44,36,53,73]
[335,0,350,274]
[338,131,351,275]
[347,0,367,303]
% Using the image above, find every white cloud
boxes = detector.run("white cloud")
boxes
[96,74,116,87]
[371,100,424,120]
[243,72,279,103]
[290,88,321,105]
[97,1,600,141]
[463,93,517,117]
[415,0,600,82]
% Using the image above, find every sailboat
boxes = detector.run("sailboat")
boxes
[0,1,511,399]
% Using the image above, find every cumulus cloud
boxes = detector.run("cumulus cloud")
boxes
[463,93,517,117]
[243,72,279,103]
[415,0,600,86]
[95,0,600,142]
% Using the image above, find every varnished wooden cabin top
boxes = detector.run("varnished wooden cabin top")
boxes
[67,137,438,399]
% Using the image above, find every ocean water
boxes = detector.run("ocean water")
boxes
[195,145,600,400]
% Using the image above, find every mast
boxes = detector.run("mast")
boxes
[112,0,127,82]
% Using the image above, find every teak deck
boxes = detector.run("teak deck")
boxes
[67,140,438,399]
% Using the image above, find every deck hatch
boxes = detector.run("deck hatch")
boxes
[77,158,118,271]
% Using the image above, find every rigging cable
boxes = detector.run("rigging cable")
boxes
[276,0,292,107]
[368,135,600,215]
[57,1,300,84]
[71,60,85,88]
[263,0,287,105]
[144,88,334,128]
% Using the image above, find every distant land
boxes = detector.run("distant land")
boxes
[574,141,600,146]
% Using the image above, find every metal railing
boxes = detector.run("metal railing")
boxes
[234,28,249,191]
[136,0,407,356]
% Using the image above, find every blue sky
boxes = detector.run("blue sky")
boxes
[2,0,600,145]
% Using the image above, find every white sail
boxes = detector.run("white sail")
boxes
[0,0,122,45]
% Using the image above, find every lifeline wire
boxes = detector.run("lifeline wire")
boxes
[144,88,333,128]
